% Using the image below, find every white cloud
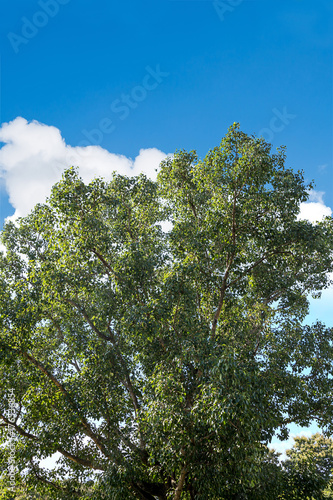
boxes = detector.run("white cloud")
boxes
[130,147,167,182]
[0,117,169,220]
[298,190,332,223]
[307,190,325,204]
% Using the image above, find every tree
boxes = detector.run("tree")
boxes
[282,433,333,499]
[1,123,333,499]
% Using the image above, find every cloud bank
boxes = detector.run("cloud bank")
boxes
[0,117,168,219]
[298,190,332,223]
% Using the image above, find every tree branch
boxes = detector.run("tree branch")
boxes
[211,256,233,341]
[106,324,141,414]
[62,298,112,342]
[21,351,112,460]
[1,414,104,470]
[91,247,120,280]
[173,465,187,500]
[211,189,239,341]
[29,459,65,493]
[57,445,105,470]
[0,414,38,441]
[131,481,158,500]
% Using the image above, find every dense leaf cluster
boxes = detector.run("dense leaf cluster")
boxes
[1,124,333,499]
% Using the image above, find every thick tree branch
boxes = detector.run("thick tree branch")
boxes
[211,190,238,341]
[29,459,65,493]
[91,247,120,280]
[62,298,113,341]
[105,324,146,453]
[136,479,167,500]
[211,256,234,341]
[56,446,105,470]
[131,481,158,500]
[106,324,141,414]
[0,414,38,441]
[211,246,296,341]
[1,414,103,470]
[21,351,112,460]
[173,465,187,500]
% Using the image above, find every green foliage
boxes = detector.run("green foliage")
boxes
[1,123,333,499]
[281,433,333,499]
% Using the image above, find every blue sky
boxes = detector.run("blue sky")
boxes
[0,0,332,458]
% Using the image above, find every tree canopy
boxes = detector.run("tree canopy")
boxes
[283,433,333,499]
[1,123,333,499]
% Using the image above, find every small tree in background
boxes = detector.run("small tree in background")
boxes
[281,433,333,499]
[1,123,333,499]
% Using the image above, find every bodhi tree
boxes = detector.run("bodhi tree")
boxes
[1,123,333,499]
